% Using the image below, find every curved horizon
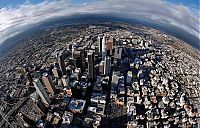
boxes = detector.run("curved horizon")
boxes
[0,0,199,51]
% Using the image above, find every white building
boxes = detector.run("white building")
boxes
[33,78,51,106]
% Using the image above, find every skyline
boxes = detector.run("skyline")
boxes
[0,1,199,127]
[0,0,199,48]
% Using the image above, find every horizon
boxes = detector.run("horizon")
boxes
[0,0,199,51]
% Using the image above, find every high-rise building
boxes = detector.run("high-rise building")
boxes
[33,78,51,106]
[114,47,122,59]
[107,36,113,56]
[98,36,102,53]
[102,36,107,60]
[77,47,86,69]
[104,56,111,75]
[42,73,55,94]
[58,51,66,75]
[87,51,94,80]
[99,61,104,75]
[52,67,59,78]
[62,75,69,87]
[72,50,82,68]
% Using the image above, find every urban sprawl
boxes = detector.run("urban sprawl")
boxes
[0,23,199,128]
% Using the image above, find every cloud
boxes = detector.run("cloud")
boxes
[0,0,199,45]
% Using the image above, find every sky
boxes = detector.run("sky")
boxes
[0,0,199,47]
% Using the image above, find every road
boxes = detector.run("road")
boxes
[0,96,31,127]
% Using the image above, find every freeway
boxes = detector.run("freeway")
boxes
[0,96,31,127]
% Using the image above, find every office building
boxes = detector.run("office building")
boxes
[73,50,82,68]
[78,47,86,69]
[71,44,75,58]
[107,36,113,55]
[33,78,51,106]
[58,51,66,75]
[98,36,102,53]
[87,51,94,80]
[99,61,104,75]
[104,56,111,75]
[114,47,122,59]
[52,67,60,78]
[68,98,86,113]
[42,73,55,94]
[102,36,107,60]
[62,75,69,87]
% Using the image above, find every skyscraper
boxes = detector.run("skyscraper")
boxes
[98,36,102,53]
[52,67,59,78]
[33,78,51,106]
[102,36,107,60]
[104,56,111,75]
[42,73,55,94]
[99,61,104,75]
[77,47,86,69]
[107,36,113,56]
[87,51,94,80]
[72,50,82,68]
[62,75,69,87]
[114,47,122,59]
[58,51,66,75]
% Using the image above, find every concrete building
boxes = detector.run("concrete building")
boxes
[42,73,55,94]
[33,78,51,106]
[114,47,122,59]
[98,36,102,53]
[102,36,107,60]
[87,51,94,80]
[52,67,59,78]
[58,51,67,75]
[68,98,86,113]
[99,61,104,75]
[61,111,74,128]
[107,36,113,55]
[62,75,69,87]
[104,56,111,75]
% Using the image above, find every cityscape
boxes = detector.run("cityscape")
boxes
[0,22,199,128]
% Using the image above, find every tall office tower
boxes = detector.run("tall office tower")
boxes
[104,56,111,75]
[77,47,86,69]
[52,67,59,78]
[73,50,82,68]
[102,36,107,60]
[33,78,51,106]
[98,36,102,53]
[113,38,117,48]
[62,75,69,87]
[99,61,104,75]
[42,73,55,94]
[72,44,75,58]
[107,36,113,56]
[114,47,122,59]
[58,51,66,75]
[87,51,94,80]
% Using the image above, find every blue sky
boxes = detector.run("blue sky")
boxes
[0,0,44,8]
[0,0,199,9]
[0,0,95,8]
[0,0,199,46]
[167,0,199,9]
